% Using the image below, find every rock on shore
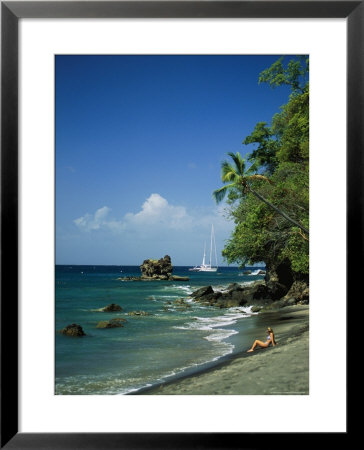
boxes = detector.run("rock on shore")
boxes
[190,279,309,309]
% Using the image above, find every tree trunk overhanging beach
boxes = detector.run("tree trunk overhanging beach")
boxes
[247,185,309,236]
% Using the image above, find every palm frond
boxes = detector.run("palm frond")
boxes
[246,161,259,175]
[221,161,239,182]
[227,152,245,175]
[212,184,235,204]
[248,174,274,185]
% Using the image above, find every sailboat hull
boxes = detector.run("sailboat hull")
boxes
[198,267,217,272]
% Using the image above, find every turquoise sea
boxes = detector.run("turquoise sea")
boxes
[55,265,266,395]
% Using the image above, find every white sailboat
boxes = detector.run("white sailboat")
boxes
[189,225,218,272]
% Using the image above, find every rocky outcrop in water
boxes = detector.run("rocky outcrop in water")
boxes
[60,323,86,337]
[169,275,190,281]
[101,303,123,312]
[127,311,151,316]
[190,277,309,310]
[117,255,189,281]
[140,255,172,279]
[96,318,127,328]
[190,281,272,308]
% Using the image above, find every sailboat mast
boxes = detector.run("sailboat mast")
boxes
[214,226,218,268]
[209,225,213,266]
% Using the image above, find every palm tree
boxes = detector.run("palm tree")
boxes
[213,152,309,236]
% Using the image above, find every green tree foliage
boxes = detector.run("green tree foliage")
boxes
[258,55,309,93]
[243,122,278,175]
[216,56,309,275]
[212,152,309,235]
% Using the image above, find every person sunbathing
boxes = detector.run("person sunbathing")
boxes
[247,327,277,352]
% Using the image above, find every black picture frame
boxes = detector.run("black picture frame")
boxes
[1,1,355,448]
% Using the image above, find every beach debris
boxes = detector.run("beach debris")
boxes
[60,323,86,337]
[96,318,127,328]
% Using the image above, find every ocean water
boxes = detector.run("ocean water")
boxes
[55,265,265,395]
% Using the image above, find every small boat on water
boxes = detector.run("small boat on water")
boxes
[189,225,218,272]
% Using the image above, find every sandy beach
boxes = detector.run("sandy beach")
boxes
[139,305,309,395]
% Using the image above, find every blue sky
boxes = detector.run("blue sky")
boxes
[56,55,293,265]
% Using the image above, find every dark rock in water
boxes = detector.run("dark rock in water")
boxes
[190,286,214,298]
[190,280,276,309]
[169,275,189,281]
[260,295,301,312]
[118,255,189,281]
[117,276,141,281]
[101,303,123,312]
[260,299,288,311]
[96,318,127,328]
[140,255,173,279]
[251,305,263,313]
[226,283,242,291]
[230,289,249,305]
[128,311,151,316]
[60,323,86,337]
[173,298,187,305]
[188,263,308,311]
[173,298,191,308]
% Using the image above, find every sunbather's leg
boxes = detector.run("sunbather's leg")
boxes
[247,339,268,352]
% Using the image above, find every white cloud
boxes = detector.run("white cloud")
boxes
[124,193,190,229]
[73,193,233,237]
[74,206,111,231]
[70,193,236,264]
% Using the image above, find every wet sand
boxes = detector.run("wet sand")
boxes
[138,305,309,395]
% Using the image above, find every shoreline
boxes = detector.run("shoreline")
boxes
[132,305,309,395]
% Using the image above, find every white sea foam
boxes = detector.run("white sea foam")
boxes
[204,329,238,342]
[163,284,193,295]
[173,307,249,350]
